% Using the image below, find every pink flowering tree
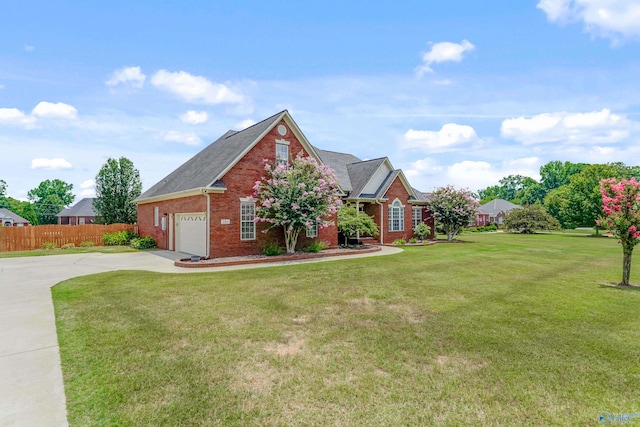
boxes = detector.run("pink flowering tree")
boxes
[253,152,342,254]
[427,185,479,241]
[599,177,640,286]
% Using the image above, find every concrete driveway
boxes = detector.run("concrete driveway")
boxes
[0,251,190,427]
[0,247,400,426]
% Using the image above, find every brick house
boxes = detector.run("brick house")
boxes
[472,198,521,226]
[135,111,434,258]
[0,208,30,226]
[57,198,98,225]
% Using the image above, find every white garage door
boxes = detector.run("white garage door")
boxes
[176,213,207,256]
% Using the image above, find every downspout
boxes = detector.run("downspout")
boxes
[378,200,385,244]
[204,191,211,259]
[356,200,360,242]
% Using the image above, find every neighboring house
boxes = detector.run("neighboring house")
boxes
[473,198,521,226]
[57,198,98,225]
[0,208,30,226]
[135,110,434,258]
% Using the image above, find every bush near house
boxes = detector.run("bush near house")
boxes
[103,230,138,246]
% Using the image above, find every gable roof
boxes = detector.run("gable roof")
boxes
[137,110,323,203]
[478,198,521,215]
[0,208,30,224]
[347,158,387,197]
[314,148,361,192]
[57,198,97,217]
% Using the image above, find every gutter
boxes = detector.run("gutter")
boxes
[376,199,384,244]
[202,189,211,259]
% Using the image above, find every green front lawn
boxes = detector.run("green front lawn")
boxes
[53,233,640,426]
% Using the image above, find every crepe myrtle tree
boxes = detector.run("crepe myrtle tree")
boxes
[598,177,640,286]
[428,185,479,241]
[253,152,342,254]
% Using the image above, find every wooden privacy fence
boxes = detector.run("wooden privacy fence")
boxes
[0,224,136,252]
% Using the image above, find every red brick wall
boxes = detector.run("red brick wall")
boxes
[382,177,414,243]
[137,119,338,258]
[138,195,206,250]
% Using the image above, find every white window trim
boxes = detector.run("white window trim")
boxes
[412,206,422,229]
[240,200,256,241]
[388,199,405,232]
[306,221,318,238]
[276,139,290,165]
[154,206,159,227]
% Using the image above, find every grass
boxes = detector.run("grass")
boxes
[0,245,137,258]
[53,233,640,426]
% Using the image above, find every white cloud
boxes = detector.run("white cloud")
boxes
[537,0,640,42]
[163,130,202,146]
[151,70,244,104]
[78,179,96,198]
[24,45,35,52]
[235,119,256,129]
[106,66,146,88]
[31,101,78,119]
[403,123,479,152]
[80,179,95,189]
[179,110,208,124]
[31,158,72,170]
[0,108,35,127]
[416,40,475,76]
[444,158,541,191]
[501,108,632,144]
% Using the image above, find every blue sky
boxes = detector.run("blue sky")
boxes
[2,0,640,201]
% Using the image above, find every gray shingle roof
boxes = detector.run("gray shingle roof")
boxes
[138,111,286,200]
[0,208,30,224]
[478,198,521,215]
[346,158,387,198]
[412,188,432,202]
[314,148,362,192]
[57,198,97,217]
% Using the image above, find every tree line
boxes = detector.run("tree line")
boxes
[476,161,640,229]
[0,157,141,226]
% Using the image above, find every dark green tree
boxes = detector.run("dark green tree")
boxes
[337,206,379,245]
[503,205,560,234]
[94,157,142,224]
[27,179,75,224]
[539,160,587,192]
[544,163,635,229]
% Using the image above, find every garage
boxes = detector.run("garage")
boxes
[175,213,207,256]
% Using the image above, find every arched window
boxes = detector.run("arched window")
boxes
[388,199,404,232]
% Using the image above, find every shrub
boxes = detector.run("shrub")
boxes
[130,236,156,250]
[103,230,138,246]
[61,243,75,249]
[393,238,406,245]
[41,242,57,250]
[262,241,284,256]
[503,205,561,234]
[408,238,418,244]
[303,241,328,253]
[413,223,431,241]
[80,241,95,247]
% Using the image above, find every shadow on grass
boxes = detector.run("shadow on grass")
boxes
[598,282,640,291]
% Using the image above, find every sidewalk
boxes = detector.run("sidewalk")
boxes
[0,246,401,426]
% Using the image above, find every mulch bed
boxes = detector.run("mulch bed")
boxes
[175,245,382,268]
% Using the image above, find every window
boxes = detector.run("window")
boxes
[306,221,318,238]
[276,140,289,166]
[79,217,85,225]
[388,199,404,232]
[240,201,256,240]
[154,206,159,227]
[412,206,422,229]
